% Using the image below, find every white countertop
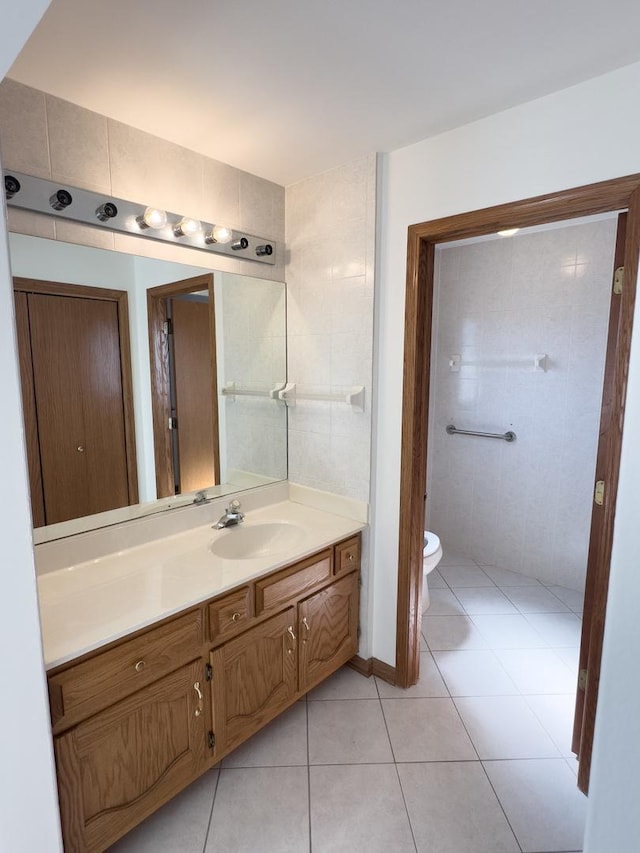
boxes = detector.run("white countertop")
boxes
[38,499,365,670]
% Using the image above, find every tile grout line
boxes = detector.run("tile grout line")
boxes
[306,697,313,853]
[376,677,419,853]
[201,765,222,853]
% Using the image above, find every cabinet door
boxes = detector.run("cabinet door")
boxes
[211,608,297,754]
[299,572,359,693]
[54,659,209,853]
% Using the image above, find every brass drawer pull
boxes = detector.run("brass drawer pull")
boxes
[134,660,145,673]
[194,681,203,717]
[301,617,310,643]
[347,552,355,562]
[231,612,241,622]
[287,625,296,654]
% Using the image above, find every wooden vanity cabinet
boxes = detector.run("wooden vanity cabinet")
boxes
[210,607,298,753]
[54,659,210,853]
[298,570,359,693]
[210,546,360,754]
[48,533,361,853]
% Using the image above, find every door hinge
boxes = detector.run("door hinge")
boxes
[578,668,588,691]
[594,480,605,506]
[613,266,624,295]
[205,663,213,681]
[163,318,173,335]
[207,731,216,750]
[168,416,178,430]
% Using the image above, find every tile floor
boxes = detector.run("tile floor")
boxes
[109,554,587,853]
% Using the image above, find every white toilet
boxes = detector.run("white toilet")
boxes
[422,531,443,610]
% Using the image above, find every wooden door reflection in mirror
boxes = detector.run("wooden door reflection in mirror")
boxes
[147,274,220,498]
[13,277,138,525]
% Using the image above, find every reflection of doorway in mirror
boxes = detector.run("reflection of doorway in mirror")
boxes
[147,274,220,498]
[13,278,138,526]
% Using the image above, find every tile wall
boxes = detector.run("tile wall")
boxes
[0,79,285,281]
[218,273,287,481]
[427,218,617,590]
[285,154,377,658]
[285,154,376,503]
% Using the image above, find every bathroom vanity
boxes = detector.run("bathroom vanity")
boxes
[38,499,363,852]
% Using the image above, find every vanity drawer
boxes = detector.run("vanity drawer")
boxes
[335,535,361,574]
[208,586,252,642]
[255,550,333,615]
[48,608,204,733]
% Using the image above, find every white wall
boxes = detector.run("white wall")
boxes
[0,2,64,850]
[373,60,640,851]
[428,219,615,590]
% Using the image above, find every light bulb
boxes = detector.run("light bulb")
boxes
[205,224,233,245]
[137,207,168,230]
[174,217,201,237]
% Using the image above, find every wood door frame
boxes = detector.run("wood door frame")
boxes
[12,277,139,507]
[397,174,640,781]
[147,273,220,498]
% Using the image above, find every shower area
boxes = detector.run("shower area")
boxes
[426,214,618,596]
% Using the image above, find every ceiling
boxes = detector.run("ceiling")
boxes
[9,0,640,186]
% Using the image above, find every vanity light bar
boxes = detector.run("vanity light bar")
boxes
[3,171,277,266]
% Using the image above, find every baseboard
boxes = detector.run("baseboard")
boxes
[348,655,396,685]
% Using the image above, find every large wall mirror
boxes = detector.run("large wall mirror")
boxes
[9,234,287,543]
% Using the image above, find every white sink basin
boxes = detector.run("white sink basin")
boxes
[210,522,307,560]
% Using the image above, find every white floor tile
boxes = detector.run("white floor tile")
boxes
[555,646,580,671]
[525,694,578,757]
[483,758,587,852]
[399,762,520,853]
[109,768,218,853]
[495,649,576,695]
[503,586,571,613]
[454,695,560,759]
[545,584,585,613]
[470,613,549,649]
[433,650,519,696]
[427,568,448,588]
[205,767,309,853]
[424,587,466,615]
[310,764,415,852]
[382,697,477,762]
[440,551,477,567]
[454,587,519,615]
[480,565,543,586]
[308,699,393,764]
[423,614,489,651]
[439,564,496,587]
[307,665,379,700]
[376,651,448,698]
[420,631,428,651]
[525,612,583,648]
[221,701,307,768]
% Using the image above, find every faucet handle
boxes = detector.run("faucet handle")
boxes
[229,499,241,511]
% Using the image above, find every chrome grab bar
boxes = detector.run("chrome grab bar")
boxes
[446,424,516,442]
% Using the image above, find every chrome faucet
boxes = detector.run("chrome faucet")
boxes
[214,499,244,529]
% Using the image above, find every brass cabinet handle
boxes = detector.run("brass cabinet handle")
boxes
[134,660,145,672]
[301,617,310,643]
[348,552,355,562]
[194,681,203,717]
[231,612,241,622]
[287,626,296,654]
[76,445,85,453]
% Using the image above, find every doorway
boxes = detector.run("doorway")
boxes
[396,174,640,793]
[147,273,220,498]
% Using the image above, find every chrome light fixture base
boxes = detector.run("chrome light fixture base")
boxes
[3,171,277,265]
